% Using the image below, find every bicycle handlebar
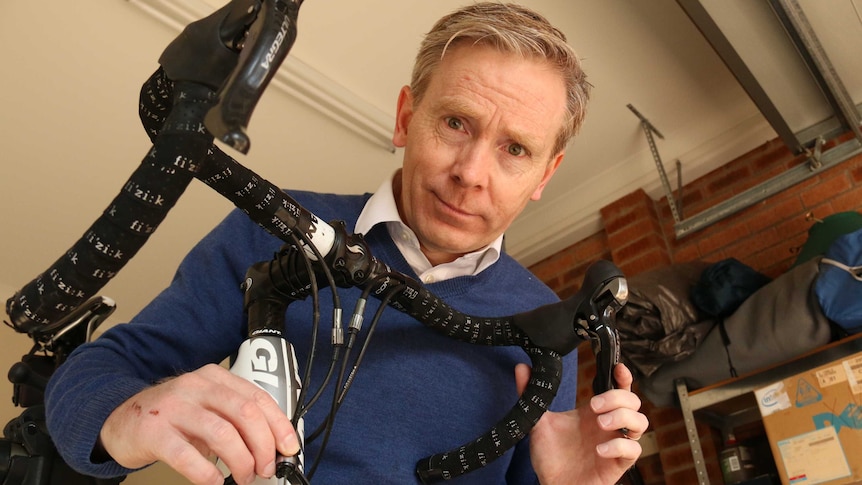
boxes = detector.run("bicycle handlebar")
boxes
[237,221,626,482]
[4,1,628,482]
[7,0,309,336]
[5,77,216,336]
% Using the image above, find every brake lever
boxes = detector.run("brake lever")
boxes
[204,0,303,153]
[158,0,302,154]
[570,269,627,394]
[587,305,623,395]
[159,0,259,90]
[511,259,627,357]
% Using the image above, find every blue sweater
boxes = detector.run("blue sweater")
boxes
[45,190,578,484]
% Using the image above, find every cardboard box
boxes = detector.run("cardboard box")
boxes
[755,351,862,485]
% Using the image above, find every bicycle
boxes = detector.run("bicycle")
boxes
[3,1,631,483]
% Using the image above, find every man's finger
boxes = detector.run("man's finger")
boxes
[613,363,634,390]
[514,363,531,396]
[159,435,226,485]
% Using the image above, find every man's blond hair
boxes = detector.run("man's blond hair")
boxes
[411,2,591,155]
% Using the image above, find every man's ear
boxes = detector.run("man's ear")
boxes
[531,152,564,201]
[392,85,414,148]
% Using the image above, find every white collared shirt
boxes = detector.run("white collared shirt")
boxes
[354,174,502,283]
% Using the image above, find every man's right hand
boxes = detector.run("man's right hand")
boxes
[99,363,300,485]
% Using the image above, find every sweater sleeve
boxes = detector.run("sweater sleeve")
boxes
[44,208,279,477]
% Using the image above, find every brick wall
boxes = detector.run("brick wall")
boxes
[529,135,862,484]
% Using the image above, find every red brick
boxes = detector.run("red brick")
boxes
[745,161,787,188]
[766,175,820,208]
[528,264,557,284]
[706,166,752,197]
[613,233,666,264]
[604,202,655,235]
[846,150,862,165]
[774,211,817,241]
[696,222,750,255]
[608,213,659,243]
[829,185,862,213]
[647,405,683,426]
[608,217,663,247]
[618,248,671,276]
[681,193,717,220]
[573,232,610,261]
[658,187,705,222]
[800,173,853,207]
[530,233,612,287]
[559,260,595,289]
[744,238,802,274]
[531,253,577,284]
[653,421,687,449]
[724,228,781,262]
[745,196,804,233]
[548,251,579,274]
[751,140,795,173]
[535,248,576,271]
[600,189,651,223]
[671,242,702,263]
[658,217,676,241]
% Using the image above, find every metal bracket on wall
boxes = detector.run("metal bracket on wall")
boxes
[674,137,862,238]
[670,0,862,239]
[631,103,861,239]
[628,104,684,223]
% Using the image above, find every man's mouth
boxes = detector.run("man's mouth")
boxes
[434,192,475,219]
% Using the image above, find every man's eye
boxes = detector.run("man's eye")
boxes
[446,117,464,131]
[507,144,526,156]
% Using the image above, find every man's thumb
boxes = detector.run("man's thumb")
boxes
[514,362,531,396]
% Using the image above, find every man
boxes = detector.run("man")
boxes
[46,3,648,484]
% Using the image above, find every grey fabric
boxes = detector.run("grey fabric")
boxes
[617,262,713,378]
[638,258,834,408]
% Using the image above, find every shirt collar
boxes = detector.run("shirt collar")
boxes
[355,172,402,235]
[355,172,502,280]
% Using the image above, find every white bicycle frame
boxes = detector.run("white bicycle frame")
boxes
[219,335,305,484]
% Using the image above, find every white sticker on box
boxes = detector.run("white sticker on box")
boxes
[777,427,851,485]
[755,381,791,416]
[844,356,862,395]
[815,364,846,388]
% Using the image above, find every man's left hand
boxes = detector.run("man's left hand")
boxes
[514,362,649,485]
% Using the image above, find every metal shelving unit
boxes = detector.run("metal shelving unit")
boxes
[675,333,862,485]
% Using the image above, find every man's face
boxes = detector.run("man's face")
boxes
[393,43,568,265]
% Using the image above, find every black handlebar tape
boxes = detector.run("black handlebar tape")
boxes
[416,344,562,483]
[362,273,531,347]
[352,274,560,482]
[204,0,301,154]
[6,81,216,335]
[139,69,175,143]
[195,147,325,244]
[141,80,318,245]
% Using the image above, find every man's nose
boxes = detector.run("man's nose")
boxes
[451,143,493,188]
